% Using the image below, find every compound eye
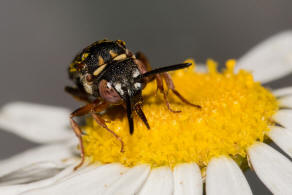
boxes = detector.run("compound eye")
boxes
[99,80,121,104]
[86,74,94,83]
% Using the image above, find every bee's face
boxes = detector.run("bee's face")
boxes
[100,58,145,105]
[97,68,144,105]
[69,40,136,96]
[68,39,196,140]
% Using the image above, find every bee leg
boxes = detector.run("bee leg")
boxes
[135,52,151,71]
[65,86,92,103]
[91,113,124,153]
[162,73,201,109]
[70,104,95,170]
[135,52,155,83]
[155,74,181,113]
[70,101,125,170]
[90,102,124,152]
[135,52,186,112]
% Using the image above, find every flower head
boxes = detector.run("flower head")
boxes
[0,31,292,195]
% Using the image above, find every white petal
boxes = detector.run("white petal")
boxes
[173,163,202,195]
[236,31,292,83]
[206,157,252,195]
[0,102,73,143]
[138,166,174,195]
[104,164,150,195]
[22,163,129,195]
[272,109,292,129]
[267,126,292,158]
[0,143,74,177]
[278,96,292,108]
[273,87,292,97]
[0,163,74,195]
[0,162,66,185]
[248,142,292,194]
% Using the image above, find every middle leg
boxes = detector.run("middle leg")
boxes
[155,74,181,113]
[162,73,201,109]
[135,52,181,112]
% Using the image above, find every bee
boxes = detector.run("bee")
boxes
[66,39,201,170]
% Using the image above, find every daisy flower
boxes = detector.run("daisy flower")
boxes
[1,31,292,195]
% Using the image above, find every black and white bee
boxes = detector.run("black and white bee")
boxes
[67,39,201,169]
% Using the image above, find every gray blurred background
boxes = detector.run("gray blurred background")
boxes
[0,0,292,194]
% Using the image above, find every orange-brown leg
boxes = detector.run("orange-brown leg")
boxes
[70,116,86,171]
[136,52,182,112]
[70,105,92,171]
[70,100,124,170]
[162,73,201,109]
[91,113,124,152]
[135,52,151,71]
[155,74,181,113]
[135,52,155,83]
[135,52,200,110]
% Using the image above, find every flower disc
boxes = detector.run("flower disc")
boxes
[83,59,278,168]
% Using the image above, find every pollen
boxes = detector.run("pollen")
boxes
[82,59,278,168]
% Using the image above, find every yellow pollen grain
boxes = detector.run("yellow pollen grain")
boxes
[83,59,278,168]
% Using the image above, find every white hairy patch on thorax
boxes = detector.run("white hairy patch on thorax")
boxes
[134,82,141,89]
[132,69,140,78]
[115,83,124,95]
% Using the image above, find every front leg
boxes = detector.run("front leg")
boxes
[135,52,183,112]
[135,52,200,110]
[70,104,93,170]
[91,113,124,152]
[155,74,181,113]
[162,73,201,109]
[70,100,124,170]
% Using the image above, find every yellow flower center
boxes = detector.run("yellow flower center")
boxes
[83,59,278,168]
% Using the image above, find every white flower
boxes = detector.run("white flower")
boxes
[1,31,292,195]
